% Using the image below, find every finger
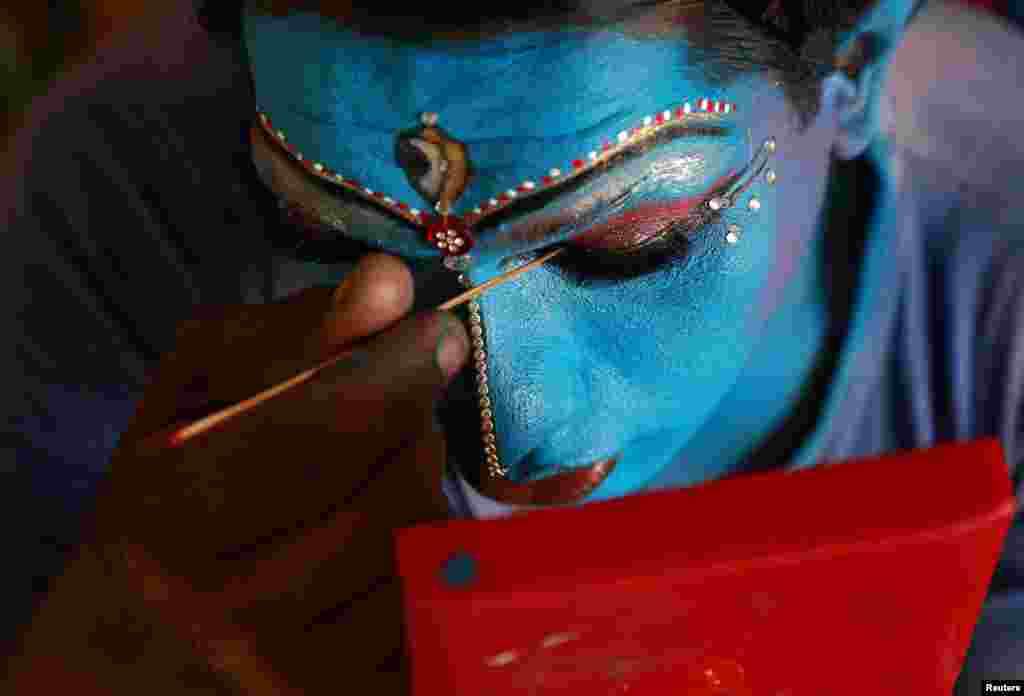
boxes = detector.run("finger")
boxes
[126,256,412,444]
[287,310,468,493]
[134,252,411,439]
[127,286,338,438]
[320,253,414,350]
[248,576,407,692]
[123,311,469,580]
[226,428,436,693]
[223,410,449,627]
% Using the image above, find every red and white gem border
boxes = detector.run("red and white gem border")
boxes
[257,97,735,250]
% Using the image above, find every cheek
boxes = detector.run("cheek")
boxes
[466,191,779,466]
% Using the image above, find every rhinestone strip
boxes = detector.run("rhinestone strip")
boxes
[255,98,736,231]
[462,283,505,478]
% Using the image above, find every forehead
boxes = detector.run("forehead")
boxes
[242,0,726,144]
[242,0,720,146]
[241,1,758,263]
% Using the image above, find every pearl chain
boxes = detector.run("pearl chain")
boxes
[459,274,506,478]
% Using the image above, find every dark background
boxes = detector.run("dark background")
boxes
[1,1,178,145]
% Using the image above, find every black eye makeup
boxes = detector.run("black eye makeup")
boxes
[542,175,737,284]
[469,125,734,236]
[278,199,342,241]
[252,123,414,263]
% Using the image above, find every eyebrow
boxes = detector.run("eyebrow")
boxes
[264,118,733,236]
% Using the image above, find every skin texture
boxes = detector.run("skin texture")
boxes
[246,2,916,501]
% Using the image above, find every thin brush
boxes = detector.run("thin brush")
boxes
[150,247,564,449]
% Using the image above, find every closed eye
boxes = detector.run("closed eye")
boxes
[541,170,739,285]
[525,136,772,285]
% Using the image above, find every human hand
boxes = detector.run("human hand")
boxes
[11,253,469,694]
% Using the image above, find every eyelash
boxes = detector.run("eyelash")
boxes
[542,147,770,286]
[540,178,736,286]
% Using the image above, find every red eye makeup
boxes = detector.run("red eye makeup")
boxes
[567,171,738,253]
[530,137,773,285]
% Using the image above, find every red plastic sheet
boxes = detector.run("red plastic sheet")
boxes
[397,440,1014,695]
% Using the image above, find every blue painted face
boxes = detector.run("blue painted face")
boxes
[245,11,844,500]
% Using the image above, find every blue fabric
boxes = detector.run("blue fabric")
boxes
[3,2,1023,689]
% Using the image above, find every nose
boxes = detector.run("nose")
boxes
[478,456,618,505]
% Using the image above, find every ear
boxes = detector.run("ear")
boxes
[820,0,919,160]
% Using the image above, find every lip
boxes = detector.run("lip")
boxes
[480,455,619,506]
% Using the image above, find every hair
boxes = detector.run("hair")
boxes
[197,0,894,128]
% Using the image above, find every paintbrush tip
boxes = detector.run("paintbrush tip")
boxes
[435,246,564,312]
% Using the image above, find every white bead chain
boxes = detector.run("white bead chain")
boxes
[470,300,505,478]
[459,275,505,478]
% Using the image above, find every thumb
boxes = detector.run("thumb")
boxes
[321,253,415,350]
[306,310,471,416]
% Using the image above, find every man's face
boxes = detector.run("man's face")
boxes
[247,7,843,500]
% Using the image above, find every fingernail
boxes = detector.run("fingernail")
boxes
[435,313,469,381]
